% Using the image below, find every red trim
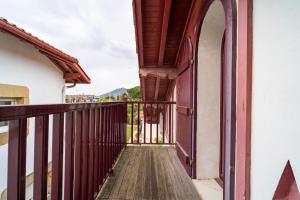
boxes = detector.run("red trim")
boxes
[176,142,189,165]
[273,161,300,200]
[236,0,252,199]
[219,31,226,182]
[0,18,90,84]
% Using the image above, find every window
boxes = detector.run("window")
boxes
[0,98,16,133]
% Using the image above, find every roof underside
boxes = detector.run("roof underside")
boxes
[0,18,90,84]
[133,0,192,101]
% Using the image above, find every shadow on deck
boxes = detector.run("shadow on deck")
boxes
[97,146,201,200]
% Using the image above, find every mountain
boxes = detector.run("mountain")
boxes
[99,88,127,98]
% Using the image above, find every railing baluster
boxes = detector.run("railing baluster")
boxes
[171,103,173,144]
[81,108,89,200]
[113,106,116,162]
[7,119,27,200]
[105,107,109,178]
[64,111,75,200]
[144,103,146,144]
[163,104,165,144]
[150,103,153,144]
[131,103,134,144]
[169,103,172,144]
[52,113,64,200]
[99,107,104,185]
[94,108,99,194]
[34,115,49,200]
[156,103,159,144]
[88,107,95,199]
[137,103,140,144]
[74,110,82,200]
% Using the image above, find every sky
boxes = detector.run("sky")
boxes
[0,0,140,95]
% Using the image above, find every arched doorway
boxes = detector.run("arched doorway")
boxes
[193,0,236,199]
[196,0,225,180]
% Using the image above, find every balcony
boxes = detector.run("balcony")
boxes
[0,101,200,200]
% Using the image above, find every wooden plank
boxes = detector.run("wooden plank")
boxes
[52,113,64,200]
[7,119,27,200]
[64,112,74,200]
[158,0,172,65]
[236,0,253,199]
[81,109,89,200]
[97,146,201,200]
[74,111,82,200]
[34,116,49,200]
[88,108,95,199]
[133,0,144,66]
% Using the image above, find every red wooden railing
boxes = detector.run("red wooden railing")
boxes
[0,101,175,200]
[126,101,176,145]
[0,102,127,200]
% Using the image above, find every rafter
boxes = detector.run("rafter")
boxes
[133,0,144,67]
[63,73,81,80]
[158,0,172,65]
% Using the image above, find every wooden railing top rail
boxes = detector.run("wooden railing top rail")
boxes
[125,101,176,104]
[0,101,176,121]
[0,102,125,121]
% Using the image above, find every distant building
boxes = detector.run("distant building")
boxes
[66,94,97,103]
[0,18,90,199]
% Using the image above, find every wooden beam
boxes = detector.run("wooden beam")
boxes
[154,77,161,100]
[134,0,144,67]
[139,68,177,79]
[158,0,172,65]
[174,0,195,66]
[142,64,174,68]
[64,73,81,80]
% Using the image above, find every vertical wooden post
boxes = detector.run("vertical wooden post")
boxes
[74,111,82,200]
[156,103,159,144]
[137,103,140,144]
[88,107,95,200]
[52,113,64,200]
[7,119,27,200]
[131,103,134,144]
[81,109,89,200]
[169,103,172,144]
[144,103,146,144]
[34,115,49,200]
[64,112,75,200]
[150,103,153,144]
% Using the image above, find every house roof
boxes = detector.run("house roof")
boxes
[0,17,91,84]
[133,0,192,101]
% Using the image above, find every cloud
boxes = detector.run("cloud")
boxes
[0,0,139,95]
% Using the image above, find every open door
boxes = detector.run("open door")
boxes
[175,37,194,176]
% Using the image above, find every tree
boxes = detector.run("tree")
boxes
[127,86,141,100]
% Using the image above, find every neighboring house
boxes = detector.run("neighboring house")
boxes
[0,18,90,199]
[133,0,300,199]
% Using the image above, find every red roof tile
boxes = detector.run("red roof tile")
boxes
[0,17,91,84]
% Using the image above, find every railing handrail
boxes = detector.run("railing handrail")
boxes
[0,102,126,121]
[0,101,176,121]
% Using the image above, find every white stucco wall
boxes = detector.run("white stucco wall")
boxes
[196,0,225,179]
[0,31,65,195]
[251,0,300,199]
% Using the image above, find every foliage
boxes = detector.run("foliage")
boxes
[127,86,141,100]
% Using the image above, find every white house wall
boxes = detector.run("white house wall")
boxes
[251,0,300,199]
[0,31,65,195]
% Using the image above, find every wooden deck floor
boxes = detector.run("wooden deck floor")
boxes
[97,146,201,200]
